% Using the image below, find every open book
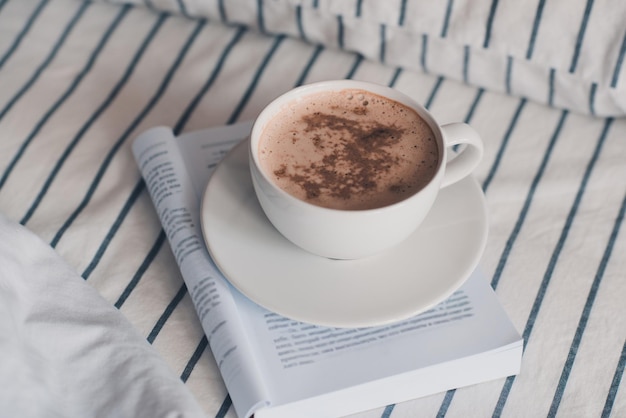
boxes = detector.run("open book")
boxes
[132,122,523,418]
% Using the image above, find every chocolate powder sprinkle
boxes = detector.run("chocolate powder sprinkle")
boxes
[285,113,406,201]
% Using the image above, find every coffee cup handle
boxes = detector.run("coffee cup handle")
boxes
[440,123,484,188]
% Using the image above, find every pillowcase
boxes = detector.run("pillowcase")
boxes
[101,0,626,117]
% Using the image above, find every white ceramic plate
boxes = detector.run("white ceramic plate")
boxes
[201,140,488,328]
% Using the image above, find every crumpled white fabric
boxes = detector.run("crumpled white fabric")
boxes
[0,213,206,418]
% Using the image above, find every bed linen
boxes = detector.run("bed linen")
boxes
[0,0,624,417]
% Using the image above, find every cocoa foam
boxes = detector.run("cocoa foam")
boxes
[258,88,439,210]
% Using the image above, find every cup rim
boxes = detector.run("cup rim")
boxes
[249,80,446,214]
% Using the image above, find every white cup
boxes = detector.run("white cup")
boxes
[249,80,483,260]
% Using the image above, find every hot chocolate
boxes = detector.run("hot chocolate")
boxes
[258,88,439,210]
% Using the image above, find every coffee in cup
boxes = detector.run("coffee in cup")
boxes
[249,80,483,260]
[257,89,439,210]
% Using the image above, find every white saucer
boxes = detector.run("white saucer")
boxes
[201,140,488,328]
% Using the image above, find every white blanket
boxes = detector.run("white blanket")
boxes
[0,213,205,417]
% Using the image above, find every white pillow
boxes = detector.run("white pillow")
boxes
[102,0,626,114]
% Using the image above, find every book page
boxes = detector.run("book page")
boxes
[235,268,521,406]
[132,125,267,418]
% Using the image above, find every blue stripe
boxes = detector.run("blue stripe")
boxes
[345,54,364,79]
[380,404,395,418]
[493,117,615,415]
[115,228,166,309]
[610,31,626,88]
[0,5,128,191]
[147,283,187,344]
[20,13,167,226]
[436,389,456,417]
[181,336,208,382]
[505,55,513,94]
[215,395,233,418]
[602,339,626,418]
[174,26,247,135]
[256,0,266,34]
[227,35,285,124]
[355,0,363,17]
[451,88,484,155]
[50,19,206,248]
[337,15,345,49]
[491,110,568,290]
[0,0,49,71]
[482,98,527,193]
[493,375,515,417]
[398,0,407,26]
[81,180,146,280]
[589,82,597,116]
[295,5,307,42]
[380,24,386,63]
[421,33,428,72]
[0,1,89,123]
[569,0,594,73]
[483,0,499,48]
[525,0,547,59]
[144,0,157,12]
[464,88,484,123]
[548,67,556,107]
[440,0,454,37]
[218,0,227,22]
[294,44,324,87]
[463,45,470,83]
[549,185,626,416]
[388,67,403,87]
[0,0,9,15]
[424,76,444,109]
[176,0,191,18]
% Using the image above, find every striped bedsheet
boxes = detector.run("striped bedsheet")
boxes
[0,0,624,417]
